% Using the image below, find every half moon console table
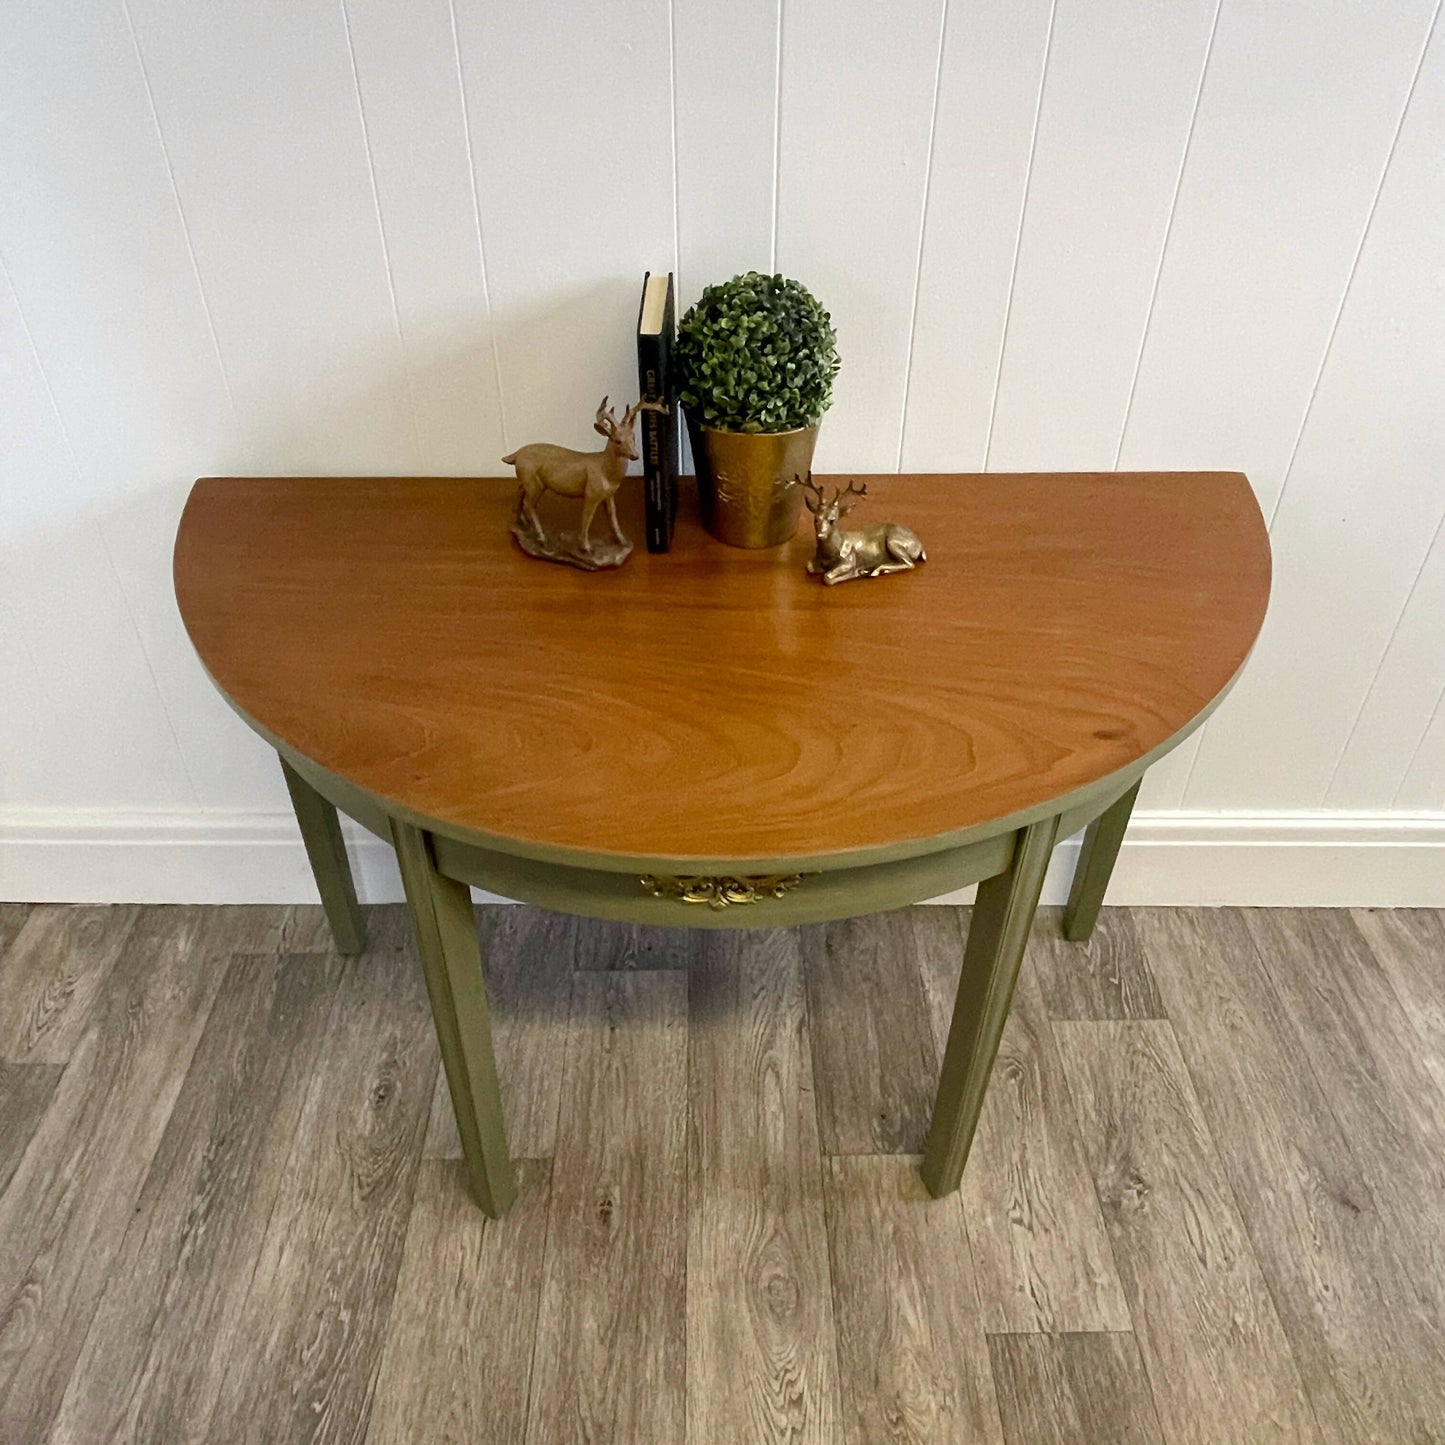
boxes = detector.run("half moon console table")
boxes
[174,472,1269,1217]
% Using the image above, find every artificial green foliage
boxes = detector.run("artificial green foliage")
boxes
[676,272,840,433]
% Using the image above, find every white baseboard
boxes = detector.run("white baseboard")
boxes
[2,807,1443,907]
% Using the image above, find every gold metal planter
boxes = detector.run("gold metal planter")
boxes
[688,419,819,548]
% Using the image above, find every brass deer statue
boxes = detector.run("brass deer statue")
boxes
[505,397,651,565]
[798,476,927,584]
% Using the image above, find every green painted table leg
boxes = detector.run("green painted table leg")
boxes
[280,755,366,955]
[1062,778,1141,942]
[391,819,516,1218]
[920,815,1059,1199]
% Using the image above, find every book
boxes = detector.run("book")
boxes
[636,271,677,552]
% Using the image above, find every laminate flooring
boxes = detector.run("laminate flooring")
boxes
[2,902,1441,1443]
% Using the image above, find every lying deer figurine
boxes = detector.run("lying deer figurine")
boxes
[798,476,926,584]
[505,396,650,561]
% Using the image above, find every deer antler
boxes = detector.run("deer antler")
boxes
[594,396,616,436]
[622,398,664,424]
[839,480,868,502]
[796,473,827,515]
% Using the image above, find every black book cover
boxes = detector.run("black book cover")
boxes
[637,271,677,552]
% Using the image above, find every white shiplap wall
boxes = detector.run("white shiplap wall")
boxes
[2,0,1443,904]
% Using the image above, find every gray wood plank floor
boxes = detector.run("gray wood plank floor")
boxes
[1,901,1442,1443]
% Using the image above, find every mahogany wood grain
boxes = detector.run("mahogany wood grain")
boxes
[174,473,1269,863]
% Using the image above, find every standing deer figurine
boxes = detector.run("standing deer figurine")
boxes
[798,476,927,584]
[504,396,651,570]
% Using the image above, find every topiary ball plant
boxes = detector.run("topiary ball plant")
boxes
[676,272,840,434]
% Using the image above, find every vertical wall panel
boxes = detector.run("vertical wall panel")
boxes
[2,518,208,811]
[1117,0,1437,517]
[0,273,195,808]
[985,0,1217,471]
[1120,0,1438,810]
[124,0,419,475]
[453,0,674,449]
[342,0,507,473]
[0,1,240,506]
[0,602,62,806]
[1397,691,1445,810]
[900,0,1053,471]
[674,0,777,308]
[0,0,247,810]
[4,0,1445,853]
[1328,524,1445,808]
[1183,14,1445,809]
[776,0,944,472]
[87,0,451,810]
[99,489,289,810]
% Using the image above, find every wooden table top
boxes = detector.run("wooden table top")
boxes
[175,473,1269,866]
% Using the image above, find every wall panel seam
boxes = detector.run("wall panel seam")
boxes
[1265,0,1442,533]
[1326,508,1445,804]
[1127,0,1223,803]
[667,0,681,294]
[338,0,424,471]
[0,598,73,787]
[1182,0,1442,812]
[895,0,950,471]
[117,0,239,432]
[0,252,202,807]
[981,0,1058,471]
[93,524,204,806]
[770,0,784,272]
[1111,0,1223,470]
[448,0,510,449]
[1394,676,1445,807]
